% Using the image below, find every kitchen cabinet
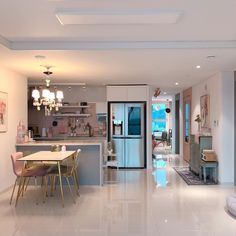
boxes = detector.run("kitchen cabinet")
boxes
[107,86,148,101]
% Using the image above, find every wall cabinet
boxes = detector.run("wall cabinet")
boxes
[189,135,212,174]
[107,86,148,101]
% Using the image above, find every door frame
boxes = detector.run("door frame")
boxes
[183,88,192,162]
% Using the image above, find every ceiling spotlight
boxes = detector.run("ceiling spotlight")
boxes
[163,92,167,95]
[175,82,179,86]
[196,65,201,69]
[35,55,46,60]
[207,55,216,59]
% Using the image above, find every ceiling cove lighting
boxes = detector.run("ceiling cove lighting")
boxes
[55,9,183,25]
[32,66,64,115]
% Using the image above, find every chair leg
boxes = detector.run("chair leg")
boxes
[50,176,54,196]
[21,178,27,197]
[74,171,80,190]
[24,177,30,192]
[43,176,47,203]
[73,172,80,196]
[10,178,18,205]
[34,177,39,205]
[65,177,76,204]
[15,176,24,207]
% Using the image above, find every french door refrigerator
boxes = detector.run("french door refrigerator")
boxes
[108,102,146,168]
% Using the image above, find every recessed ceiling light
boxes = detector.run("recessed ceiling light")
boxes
[163,92,167,95]
[196,65,201,69]
[175,82,179,86]
[207,55,216,59]
[35,55,46,60]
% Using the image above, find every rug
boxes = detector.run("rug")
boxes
[173,166,217,185]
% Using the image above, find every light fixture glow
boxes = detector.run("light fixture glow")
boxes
[32,89,40,99]
[31,67,64,115]
[196,65,201,69]
[175,82,179,86]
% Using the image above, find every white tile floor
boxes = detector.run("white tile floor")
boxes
[1,154,236,236]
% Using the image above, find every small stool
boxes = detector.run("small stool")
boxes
[199,159,218,183]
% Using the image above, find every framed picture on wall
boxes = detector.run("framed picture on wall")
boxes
[0,91,8,132]
[200,94,210,128]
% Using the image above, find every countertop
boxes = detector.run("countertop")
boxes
[16,138,105,146]
[33,136,106,141]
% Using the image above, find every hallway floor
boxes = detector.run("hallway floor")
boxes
[0,154,236,236]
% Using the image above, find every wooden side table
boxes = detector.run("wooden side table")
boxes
[199,159,218,183]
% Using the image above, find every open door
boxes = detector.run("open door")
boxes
[183,88,192,162]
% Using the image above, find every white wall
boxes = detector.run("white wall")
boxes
[191,72,234,183]
[0,68,27,192]
[55,85,106,103]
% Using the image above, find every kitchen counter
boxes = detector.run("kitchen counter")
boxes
[32,136,106,142]
[16,139,105,146]
[16,139,105,186]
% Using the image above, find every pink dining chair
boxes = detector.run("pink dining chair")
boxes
[10,152,49,206]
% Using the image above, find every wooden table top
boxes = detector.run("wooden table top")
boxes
[18,151,75,162]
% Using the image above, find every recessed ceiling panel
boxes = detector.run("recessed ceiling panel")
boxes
[56,9,183,25]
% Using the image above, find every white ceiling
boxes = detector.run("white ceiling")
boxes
[0,0,236,94]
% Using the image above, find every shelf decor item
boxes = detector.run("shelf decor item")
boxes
[200,95,210,128]
[0,91,7,132]
[194,114,201,133]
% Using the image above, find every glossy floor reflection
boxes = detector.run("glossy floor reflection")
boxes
[1,154,236,236]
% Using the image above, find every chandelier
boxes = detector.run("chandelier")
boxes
[31,66,64,114]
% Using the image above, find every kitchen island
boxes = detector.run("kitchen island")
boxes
[16,138,105,186]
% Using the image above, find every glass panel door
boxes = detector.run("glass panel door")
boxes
[185,102,190,142]
[127,106,141,136]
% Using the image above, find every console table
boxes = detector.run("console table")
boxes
[199,159,218,183]
[189,135,212,174]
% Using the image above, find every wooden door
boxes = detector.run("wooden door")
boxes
[183,88,192,162]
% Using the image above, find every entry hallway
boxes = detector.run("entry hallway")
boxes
[0,155,236,236]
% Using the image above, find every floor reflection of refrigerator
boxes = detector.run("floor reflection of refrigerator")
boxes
[109,103,145,168]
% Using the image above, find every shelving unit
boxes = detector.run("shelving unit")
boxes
[52,104,91,117]
[59,105,90,109]
[52,113,90,117]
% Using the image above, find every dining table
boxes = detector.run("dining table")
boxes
[17,150,76,207]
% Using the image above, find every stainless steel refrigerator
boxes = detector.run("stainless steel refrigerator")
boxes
[108,103,145,168]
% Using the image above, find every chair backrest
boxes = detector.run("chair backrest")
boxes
[11,152,24,177]
[74,149,81,169]
[65,149,81,174]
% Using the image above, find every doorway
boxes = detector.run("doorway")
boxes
[175,94,180,154]
[183,88,192,162]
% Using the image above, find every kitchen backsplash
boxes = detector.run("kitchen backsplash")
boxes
[28,103,106,137]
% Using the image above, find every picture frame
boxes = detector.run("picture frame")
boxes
[200,94,210,128]
[0,91,8,132]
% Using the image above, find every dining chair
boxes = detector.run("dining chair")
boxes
[10,152,49,206]
[47,149,81,203]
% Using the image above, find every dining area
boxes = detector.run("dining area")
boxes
[10,149,81,208]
